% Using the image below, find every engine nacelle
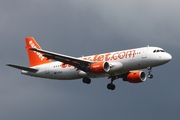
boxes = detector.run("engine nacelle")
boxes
[90,61,110,73]
[123,71,146,83]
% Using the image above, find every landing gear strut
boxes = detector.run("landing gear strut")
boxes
[147,67,153,79]
[82,77,91,84]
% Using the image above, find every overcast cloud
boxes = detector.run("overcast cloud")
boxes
[1,0,180,120]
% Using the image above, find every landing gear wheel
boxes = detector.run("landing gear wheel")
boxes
[82,77,91,84]
[148,74,153,79]
[107,83,111,89]
[107,83,115,90]
[86,79,91,84]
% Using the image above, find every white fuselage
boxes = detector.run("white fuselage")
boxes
[21,46,172,80]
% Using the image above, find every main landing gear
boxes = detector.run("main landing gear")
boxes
[107,82,115,90]
[107,76,118,90]
[82,77,117,90]
[82,77,91,84]
[147,67,153,79]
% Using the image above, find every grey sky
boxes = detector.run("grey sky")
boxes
[1,0,180,120]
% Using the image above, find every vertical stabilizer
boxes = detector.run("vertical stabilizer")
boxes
[25,37,52,67]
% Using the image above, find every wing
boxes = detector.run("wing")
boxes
[30,48,91,71]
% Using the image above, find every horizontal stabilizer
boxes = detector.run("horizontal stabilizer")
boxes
[7,64,38,73]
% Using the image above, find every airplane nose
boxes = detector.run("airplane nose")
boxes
[165,53,172,62]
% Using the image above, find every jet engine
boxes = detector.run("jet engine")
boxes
[123,71,146,83]
[89,61,110,73]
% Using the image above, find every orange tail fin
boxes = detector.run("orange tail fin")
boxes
[25,37,52,67]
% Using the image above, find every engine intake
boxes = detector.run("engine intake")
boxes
[90,61,110,73]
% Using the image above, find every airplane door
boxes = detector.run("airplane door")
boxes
[142,48,148,59]
[45,66,49,74]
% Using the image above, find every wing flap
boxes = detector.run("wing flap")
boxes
[7,64,38,73]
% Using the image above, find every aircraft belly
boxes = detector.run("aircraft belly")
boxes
[48,67,81,80]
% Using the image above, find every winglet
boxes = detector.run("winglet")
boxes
[25,37,52,67]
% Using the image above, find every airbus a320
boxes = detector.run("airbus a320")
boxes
[7,37,172,90]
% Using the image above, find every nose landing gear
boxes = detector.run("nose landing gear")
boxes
[147,67,153,79]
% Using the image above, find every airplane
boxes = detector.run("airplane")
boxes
[7,37,172,90]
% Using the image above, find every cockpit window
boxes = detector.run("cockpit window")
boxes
[160,50,165,52]
[153,49,165,53]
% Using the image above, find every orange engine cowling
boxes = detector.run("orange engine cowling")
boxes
[90,61,110,73]
[123,71,146,83]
